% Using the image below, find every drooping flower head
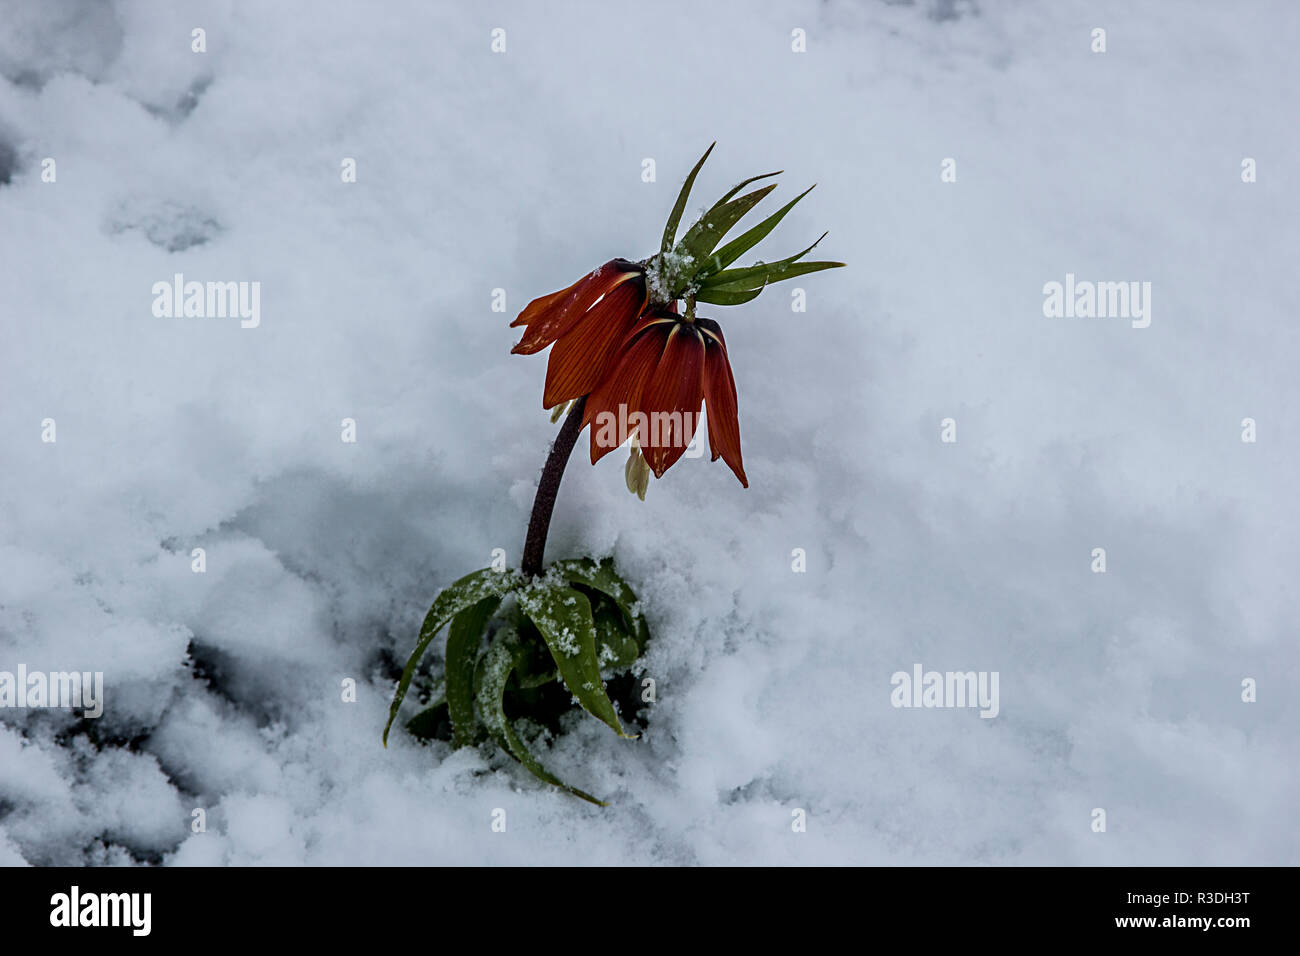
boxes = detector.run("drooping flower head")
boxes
[512,143,843,492]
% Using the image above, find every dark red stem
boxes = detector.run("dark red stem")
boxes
[521,396,587,577]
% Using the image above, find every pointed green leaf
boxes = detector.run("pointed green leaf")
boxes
[518,580,633,738]
[698,232,827,289]
[714,169,782,207]
[701,260,845,294]
[445,595,501,749]
[694,284,767,306]
[383,567,521,746]
[661,142,715,254]
[694,185,816,281]
[674,183,779,275]
[698,232,844,293]
[476,631,606,806]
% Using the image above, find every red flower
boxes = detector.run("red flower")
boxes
[510,259,648,410]
[582,309,747,488]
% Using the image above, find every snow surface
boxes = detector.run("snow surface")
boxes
[1,0,1297,865]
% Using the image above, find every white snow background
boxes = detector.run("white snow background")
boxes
[0,0,1296,865]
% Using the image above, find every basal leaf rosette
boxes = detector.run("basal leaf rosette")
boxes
[384,559,647,805]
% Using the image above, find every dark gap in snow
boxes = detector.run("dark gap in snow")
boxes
[53,717,151,755]
[722,781,761,805]
[90,835,168,867]
[364,636,405,687]
[404,700,453,743]
[877,0,978,22]
[106,199,223,252]
[0,0,124,90]
[142,75,214,125]
[3,69,45,91]
[185,638,285,728]
[927,0,977,23]
[0,136,17,185]
[722,776,802,809]
[603,672,652,732]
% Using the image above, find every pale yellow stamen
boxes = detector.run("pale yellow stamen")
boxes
[550,399,574,424]
[625,439,650,501]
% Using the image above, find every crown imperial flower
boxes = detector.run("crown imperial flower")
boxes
[512,143,843,490]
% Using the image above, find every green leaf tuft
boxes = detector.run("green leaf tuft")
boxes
[384,567,521,746]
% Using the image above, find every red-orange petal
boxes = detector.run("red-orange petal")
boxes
[511,259,641,355]
[510,277,582,330]
[540,274,648,408]
[621,309,677,346]
[698,319,747,488]
[638,323,705,478]
[583,319,674,464]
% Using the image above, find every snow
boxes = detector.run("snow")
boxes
[1,0,1297,865]
[646,248,695,305]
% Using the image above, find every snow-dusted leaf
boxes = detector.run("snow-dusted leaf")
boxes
[660,142,715,254]
[476,629,606,806]
[444,595,500,749]
[590,595,640,672]
[497,608,558,688]
[383,567,521,746]
[552,558,646,669]
[552,557,635,620]
[517,580,632,738]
